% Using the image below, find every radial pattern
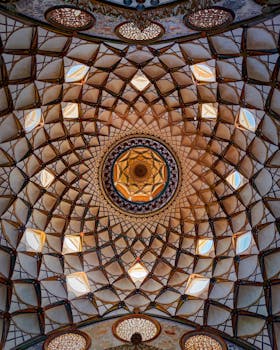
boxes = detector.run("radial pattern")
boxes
[113,147,167,202]
[0,8,279,350]
[101,136,179,214]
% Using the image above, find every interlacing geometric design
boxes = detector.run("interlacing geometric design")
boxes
[0,9,279,350]
[102,136,179,215]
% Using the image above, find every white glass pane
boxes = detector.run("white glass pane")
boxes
[236,232,252,254]
[128,262,148,282]
[198,239,213,255]
[67,272,90,297]
[226,171,245,190]
[131,72,150,91]
[24,228,45,252]
[190,63,216,83]
[65,64,89,83]
[62,103,79,119]
[24,109,42,133]
[63,235,82,254]
[201,103,218,119]
[39,169,55,188]
[186,276,210,297]
[238,108,256,132]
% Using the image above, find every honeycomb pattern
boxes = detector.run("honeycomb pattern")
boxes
[0,9,279,350]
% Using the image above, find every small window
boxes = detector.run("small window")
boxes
[236,231,252,255]
[131,72,150,91]
[190,62,216,83]
[22,228,46,252]
[65,64,89,83]
[39,169,55,188]
[62,103,79,119]
[236,108,256,132]
[128,261,148,283]
[201,103,218,119]
[24,109,43,133]
[226,170,245,190]
[185,275,210,299]
[197,238,214,256]
[63,235,83,254]
[66,272,90,298]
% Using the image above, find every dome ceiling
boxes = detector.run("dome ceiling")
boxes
[0,5,279,350]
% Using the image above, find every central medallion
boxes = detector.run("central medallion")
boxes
[113,147,168,203]
[101,136,180,215]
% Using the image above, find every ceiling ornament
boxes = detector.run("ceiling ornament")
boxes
[114,20,164,43]
[180,331,227,350]
[45,5,96,31]
[101,136,180,215]
[112,315,161,343]
[184,6,234,32]
[43,330,91,350]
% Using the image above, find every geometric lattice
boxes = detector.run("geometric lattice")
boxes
[0,8,279,350]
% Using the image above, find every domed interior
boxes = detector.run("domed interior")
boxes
[0,1,279,349]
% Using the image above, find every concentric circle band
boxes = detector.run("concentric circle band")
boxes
[101,136,180,216]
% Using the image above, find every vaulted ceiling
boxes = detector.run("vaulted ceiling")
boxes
[0,5,279,350]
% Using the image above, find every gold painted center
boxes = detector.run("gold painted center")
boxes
[133,164,148,178]
[113,147,168,203]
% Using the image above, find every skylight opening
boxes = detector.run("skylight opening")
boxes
[201,103,218,119]
[66,272,90,298]
[236,231,252,255]
[39,168,55,188]
[62,234,83,254]
[197,238,214,256]
[190,62,216,83]
[65,64,89,83]
[236,108,257,132]
[131,71,150,91]
[226,170,245,190]
[22,228,46,252]
[185,275,210,299]
[128,261,148,284]
[24,109,43,133]
[62,103,79,120]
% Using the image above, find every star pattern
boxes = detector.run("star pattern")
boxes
[0,9,279,350]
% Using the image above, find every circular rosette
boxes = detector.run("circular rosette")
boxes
[101,136,180,215]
